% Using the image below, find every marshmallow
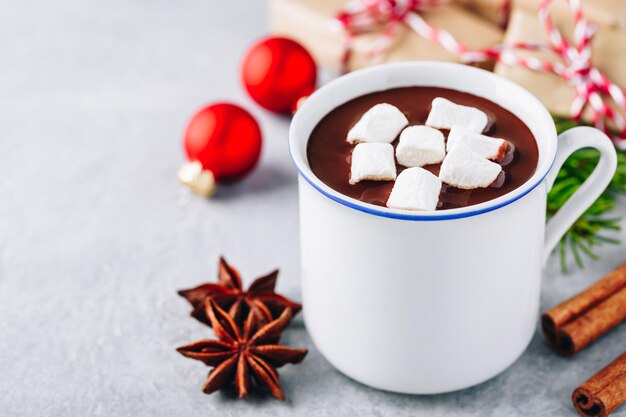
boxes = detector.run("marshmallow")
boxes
[446,125,509,162]
[395,125,446,167]
[439,145,502,190]
[425,98,488,133]
[350,143,396,184]
[347,103,409,144]
[387,167,442,211]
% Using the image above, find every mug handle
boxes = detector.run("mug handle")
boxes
[543,126,618,264]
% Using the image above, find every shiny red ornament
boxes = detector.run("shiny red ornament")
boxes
[178,103,262,197]
[241,36,317,114]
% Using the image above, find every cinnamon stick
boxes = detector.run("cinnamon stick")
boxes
[573,351,626,417]
[542,263,626,356]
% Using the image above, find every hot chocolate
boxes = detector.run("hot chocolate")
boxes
[306,87,539,210]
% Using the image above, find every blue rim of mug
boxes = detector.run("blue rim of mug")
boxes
[289,62,557,221]
[290,160,554,221]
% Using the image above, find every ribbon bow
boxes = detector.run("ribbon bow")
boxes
[337,0,478,70]
[495,0,626,147]
[336,0,516,71]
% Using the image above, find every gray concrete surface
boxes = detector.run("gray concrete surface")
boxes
[1,0,625,415]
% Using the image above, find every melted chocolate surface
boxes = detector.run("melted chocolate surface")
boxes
[306,87,539,210]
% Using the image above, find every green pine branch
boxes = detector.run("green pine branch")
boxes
[548,117,626,271]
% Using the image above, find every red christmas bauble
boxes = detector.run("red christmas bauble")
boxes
[241,37,317,114]
[181,103,262,195]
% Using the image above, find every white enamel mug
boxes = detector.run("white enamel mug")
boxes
[289,62,617,394]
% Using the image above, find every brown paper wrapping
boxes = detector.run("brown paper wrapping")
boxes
[459,0,626,28]
[269,0,503,71]
[495,8,626,127]
[456,0,509,26]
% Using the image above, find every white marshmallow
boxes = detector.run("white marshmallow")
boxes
[387,167,442,211]
[350,143,397,184]
[425,97,489,133]
[347,103,409,144]
[439,145,502,190]
[447,125,509,161]
[395,125,446,167]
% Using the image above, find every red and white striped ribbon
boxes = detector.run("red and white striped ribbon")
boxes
[336,0,512,69]
[336,0,626,148]
[336,0,471,70]
[493,0,626,148]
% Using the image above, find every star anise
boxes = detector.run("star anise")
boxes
[178,257,301,326]
[177,300,308,400]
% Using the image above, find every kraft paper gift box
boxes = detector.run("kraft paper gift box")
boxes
[459,0,626,28]
[494,8,626,129]
[269,0,503,71]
